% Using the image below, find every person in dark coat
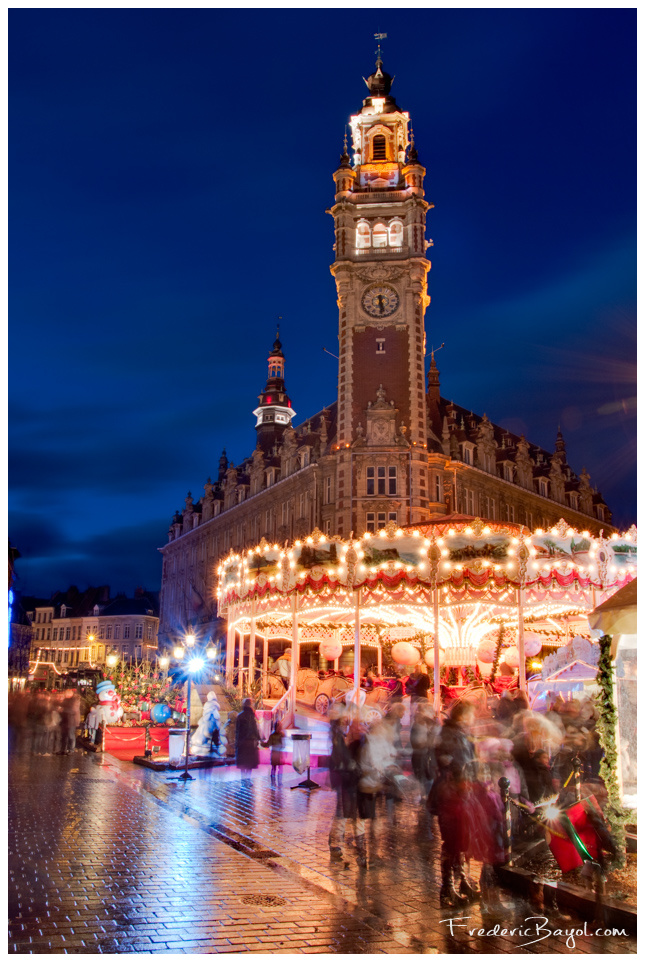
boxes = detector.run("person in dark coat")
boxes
[235,699,260,777]
[431,701,478,907]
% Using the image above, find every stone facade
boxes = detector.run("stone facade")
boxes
[158,55,613,649]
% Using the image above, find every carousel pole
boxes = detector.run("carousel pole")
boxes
[225,621,236,687]
[262,636,268,699]
[353,587,361,703]
[249,599,256,698]
[433,586,441,712]
[517,588,527,692]
[289,592,299,726]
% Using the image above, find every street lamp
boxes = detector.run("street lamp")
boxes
[106,648,118,668]
[168,630,215,783]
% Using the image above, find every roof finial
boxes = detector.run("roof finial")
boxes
[343,126,348,154]
[374,31,387,65]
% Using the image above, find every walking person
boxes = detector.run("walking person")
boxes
[263,720,285,785]
[85,704,100,744]
[60,689,81,755]
[432,701,479,907]
[327,706,361,863]
[235,698,260,779]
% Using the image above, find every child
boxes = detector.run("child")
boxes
[263,721,285,784]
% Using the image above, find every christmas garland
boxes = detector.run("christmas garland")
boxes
[594,633,628,867]
[487,624,505,685]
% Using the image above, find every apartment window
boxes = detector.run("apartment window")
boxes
[324,519,332,535]
[505,503,516,522]
[388,511,397,524]
[366,512,376,533]
[325,476,332,504]
[377,466,386,494]
[99,626,105,639]
[135,624,143,640]
[114,625,120,640]
[106,625,112,639]
[46,628,51,641]
[299,493,305,517]
[377,512,387,528]
[122,646,129,659]
[462,444,473,465]
[53,628,58,641]
[462,489,475,515]
[135,646,142,661]
[504,463,514,482]
[147,624,153,640]
[65,627,71,641]
[56,649,62,664]
[366,467,375,495]
[63,650,69,664]
[388,466,397,495]
[538,479,549,498]
[123,625,130,639]
[434,476,443,503]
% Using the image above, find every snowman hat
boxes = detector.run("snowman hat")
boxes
[96,680,114,696]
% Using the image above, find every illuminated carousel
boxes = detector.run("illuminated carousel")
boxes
[217,517,637,716]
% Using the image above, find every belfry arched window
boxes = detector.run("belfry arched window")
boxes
[372,223,388,248]
[388,220,404,247]
[356,222,371,249]
[372,135,387,160]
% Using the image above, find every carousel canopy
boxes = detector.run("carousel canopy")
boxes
[216,519,636,656]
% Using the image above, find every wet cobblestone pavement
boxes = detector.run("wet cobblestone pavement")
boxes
[9,746,637,954]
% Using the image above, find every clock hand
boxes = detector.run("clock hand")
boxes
[377,294,385,314]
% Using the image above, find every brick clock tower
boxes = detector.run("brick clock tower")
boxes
[329,54,433,536]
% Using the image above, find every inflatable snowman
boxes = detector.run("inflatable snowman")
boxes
[95,679,124,726]
[189,691,224,756]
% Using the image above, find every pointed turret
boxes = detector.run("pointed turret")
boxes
[253,327,297,455]
[554,427,567,464]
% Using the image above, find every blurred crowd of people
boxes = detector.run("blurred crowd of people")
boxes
[8,689,82,755]
[327,688,606,911]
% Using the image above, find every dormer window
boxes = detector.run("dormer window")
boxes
[372,135,387,160]
[538,478,549,498]
[461,442,475,465]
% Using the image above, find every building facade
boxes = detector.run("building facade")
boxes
[27,587,159,683]
[158,54,613,649]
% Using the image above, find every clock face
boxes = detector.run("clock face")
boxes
[361,284,400,318]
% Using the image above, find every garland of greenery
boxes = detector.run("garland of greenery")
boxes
[594,633,628,867]
[487,624,506,685]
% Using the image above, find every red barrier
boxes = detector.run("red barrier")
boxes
[103,726,170,754]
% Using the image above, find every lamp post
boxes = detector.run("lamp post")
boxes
[170,631,218,783]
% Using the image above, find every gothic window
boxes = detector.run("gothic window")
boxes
[372,223,388,248]
[356,222,371,249]
[388,220,404,247]
[372,135,387,160]
[367,467,375,495]
[388,466,397,495]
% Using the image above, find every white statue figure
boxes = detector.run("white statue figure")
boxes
[95,679,123,726]
[189,691,222,756]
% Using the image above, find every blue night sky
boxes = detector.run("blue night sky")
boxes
[9,8,636,600]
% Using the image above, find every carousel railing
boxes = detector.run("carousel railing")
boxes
[270,685,293,731]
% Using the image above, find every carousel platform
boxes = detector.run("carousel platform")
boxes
[132,753,231,771]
